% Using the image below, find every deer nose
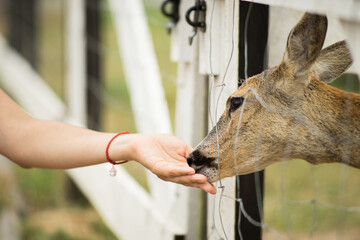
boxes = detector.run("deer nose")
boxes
[187,154,194,167]
[186,153,194,166]
[187,150,216,171]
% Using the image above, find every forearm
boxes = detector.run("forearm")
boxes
[0,89,134,168]
[1,117,135,169]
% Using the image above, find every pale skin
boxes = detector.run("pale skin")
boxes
[0,89,216,194]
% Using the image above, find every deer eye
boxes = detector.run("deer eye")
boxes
[229,97,244,113]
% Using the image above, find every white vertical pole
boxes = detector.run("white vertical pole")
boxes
[65,0,87,126]
[175,60,208,238]
[0,36,66,120]
[171,0,240,238]
[109,0,172,135]
[108,0,184,228]
[171,0,209,237]
[205,0,239,239]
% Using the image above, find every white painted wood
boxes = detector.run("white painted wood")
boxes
[174,32,208,239]
[171,10,200,238]
[170,1,212,237]
[206,92,237,239]
[0,36,66,120]
[0,156,24,240]
[170,0,195,63]
[175,63,208,146]
[242,0,360,22]
[108,0,171,134]
[68,165,183,240]
[205,0,240,239]
[199,0,221,75]
[65,0,87,126]
[0,209,20,240]
[171,0,240,238]
[108,0,188,234]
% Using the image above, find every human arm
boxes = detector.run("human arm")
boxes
[0,89,216,194]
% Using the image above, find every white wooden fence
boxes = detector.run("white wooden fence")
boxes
[170,0,240,239]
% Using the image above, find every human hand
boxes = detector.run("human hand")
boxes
[131,134,216,194]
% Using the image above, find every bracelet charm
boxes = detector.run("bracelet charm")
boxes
[106,131,130,177]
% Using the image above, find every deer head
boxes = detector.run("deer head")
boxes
[187,13,358,183]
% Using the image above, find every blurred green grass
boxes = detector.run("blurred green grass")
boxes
[264,160,360,233]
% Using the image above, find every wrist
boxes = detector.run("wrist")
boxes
[107,132,138,163]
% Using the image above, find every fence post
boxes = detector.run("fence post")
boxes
[85,0,102,130]
[236,2,269,240]
[64,0,103,206]
[7,0,38,69]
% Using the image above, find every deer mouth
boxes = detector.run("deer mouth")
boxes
[187,150,219,182]
[195,164,218,183]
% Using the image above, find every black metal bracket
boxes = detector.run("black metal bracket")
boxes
[185,0,206,45]
[161,0,180,34]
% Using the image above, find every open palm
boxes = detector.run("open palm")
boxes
[134,134,216,194]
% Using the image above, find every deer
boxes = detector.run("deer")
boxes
[186,12,360,183]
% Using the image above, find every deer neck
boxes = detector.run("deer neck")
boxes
[296,78,360,168]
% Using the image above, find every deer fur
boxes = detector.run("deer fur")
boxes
[187,13,359,183]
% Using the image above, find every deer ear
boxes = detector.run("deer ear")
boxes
[311,40,353,83]
[283,13,328,78]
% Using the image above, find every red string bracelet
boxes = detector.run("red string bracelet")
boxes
[106,131,130,176]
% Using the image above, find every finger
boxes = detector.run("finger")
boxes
[152,164,195,178]
[176,181,216,195]
[172,175,216,195]
[199,182,217,195]
[161,173,206,185]
[186,174,216,194]
[165,167,195,178]
[161,173,217,194]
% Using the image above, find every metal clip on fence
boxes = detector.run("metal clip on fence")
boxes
[185,0,206,45]
[161,0,180,34]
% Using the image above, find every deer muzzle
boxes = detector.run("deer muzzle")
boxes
[187,149,218,182]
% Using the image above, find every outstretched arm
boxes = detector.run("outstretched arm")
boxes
[0,89,216,194]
